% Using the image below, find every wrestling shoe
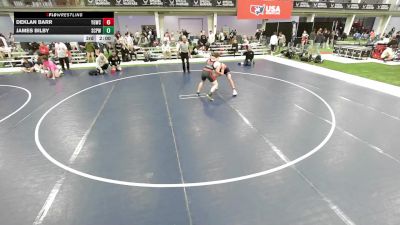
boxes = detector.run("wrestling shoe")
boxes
[232,89,238,97]
[206,93,214,101]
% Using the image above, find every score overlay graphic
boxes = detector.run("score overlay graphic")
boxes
[14,12,115,42]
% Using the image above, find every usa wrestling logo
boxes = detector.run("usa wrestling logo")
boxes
[250,5,265,16]
[250,4,281,16]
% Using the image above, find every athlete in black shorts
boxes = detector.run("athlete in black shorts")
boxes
[216,64,238,96]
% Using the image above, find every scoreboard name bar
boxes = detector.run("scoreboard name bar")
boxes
[15,19,108,26]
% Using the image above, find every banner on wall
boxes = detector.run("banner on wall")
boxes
[237,0,293,19]
[85,0,235,6]
[292,1,390,10]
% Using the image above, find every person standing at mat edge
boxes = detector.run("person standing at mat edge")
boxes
[178,35,191,73]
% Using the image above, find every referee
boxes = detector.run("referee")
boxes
[178,35,191,73]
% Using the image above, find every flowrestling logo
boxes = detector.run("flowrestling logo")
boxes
[250,4,281,16]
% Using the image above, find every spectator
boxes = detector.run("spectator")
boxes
[8,33,14,47]
[239,46,255,66]
[387,38,398,48]
[161,41,172,60]
[301,30,309,51]
[125,32,134,52]
[270,32,278,54]
[369,30,375,41]
[120,42,131,62]
[85,42,96,63]
[0,35,10,59]
[381,44,395,62]
[242,35,250,49]
[96,53,109,74]
[170,32,177,45]
[231,39,239,57]
[20,58,35,73]
[182,29,189,39]
[314,29,325,55]
[130,44,139,61]
[143,48,157,62]
[255,29,261,41]
[115,37,122,55]
[199,31,208,49]
[163,32,171,43]
[149,29,157,47]
[382,35,390,44]
[277,32,286,52]
[28,42,40,55]
[229,29,237,42]
[388,27,395,36]
[330,30,336,48]
[218,31,225,42]
[55,42,70,71]
[262,29,268,43]
[70,42,80,51]
[208,30,215,45]
[108,51,122,71]
[178,35,191,73]
[139,33,149,46]
[131,31,138,44]
[323,29,330,49]
[259,29,265,42]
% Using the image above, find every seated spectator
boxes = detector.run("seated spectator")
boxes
[108,51,122,72]
[199,31,208,49]
[218,31,225,42]
[96,53,109,74]
[381,44,396,62]
[162,41,172,60]
[20,58,35,73]
[170,32,177,45]
[208,30,215,45]
[238,46,255,66]
[369,30,375,41]
[143,49,157,62]
[130,45,139,61]
[70,42,80,51]
[28,42,40,55]
[241,35,249,50]
[387,38,398,48]
[231,39,239,57]
[163,32,171,43]
[139,34,149,47]
[0,35,11,59]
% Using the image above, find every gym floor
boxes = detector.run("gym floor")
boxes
[1,59,400,225]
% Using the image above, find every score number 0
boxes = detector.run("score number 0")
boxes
[102,18,114,35]
[103,18,114,26]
